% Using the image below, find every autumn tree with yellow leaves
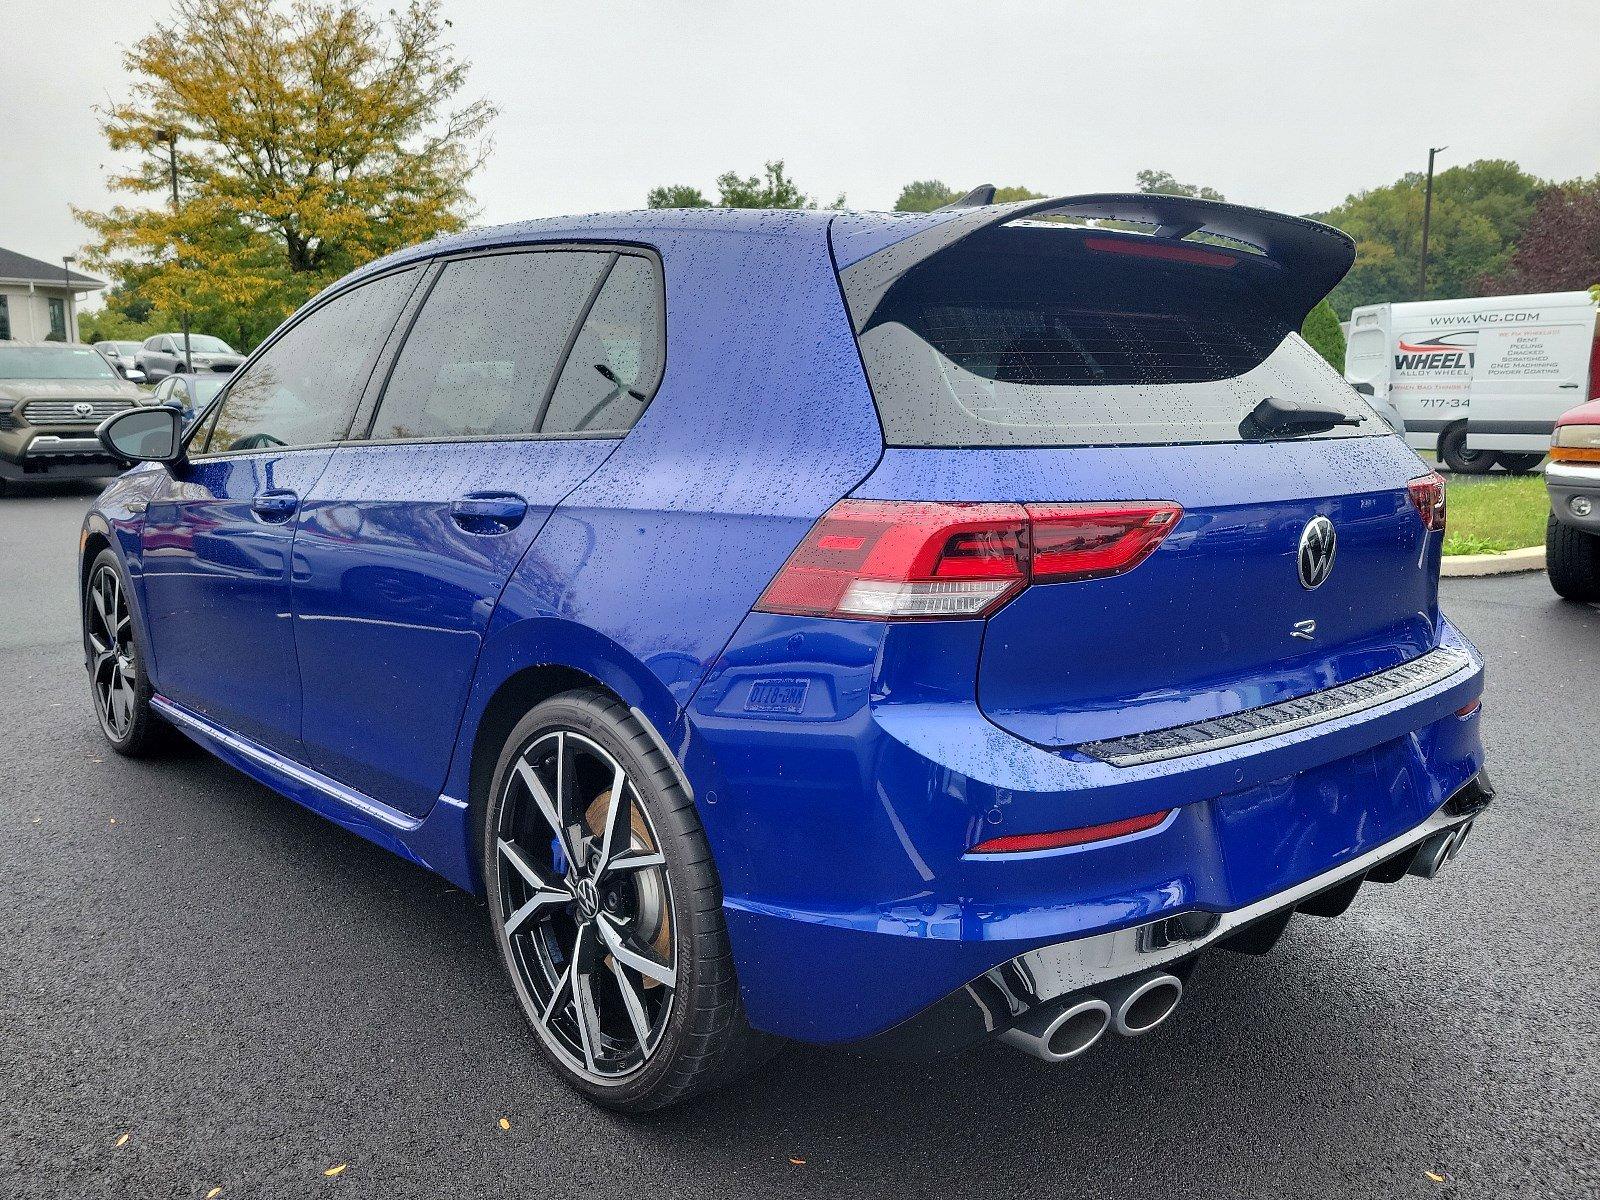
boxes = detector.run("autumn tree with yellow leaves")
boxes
[78,0,495,349]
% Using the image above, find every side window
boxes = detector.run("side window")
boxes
[200,269,416,454]
[368,250,610,441]
[144,337,161,351]
[540,255,664,435]
[151,379,173,403]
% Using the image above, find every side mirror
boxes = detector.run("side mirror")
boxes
[125,368,146,384]
[98,406,186,469]
[1350,381,1375,397]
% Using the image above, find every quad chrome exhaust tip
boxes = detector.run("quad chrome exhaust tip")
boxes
[1104,972,1185,1037]
[999,997,1113,1062]
[1001,970,1184,1062]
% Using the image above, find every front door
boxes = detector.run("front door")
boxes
[138,267,421,755]
[292,247,664,816]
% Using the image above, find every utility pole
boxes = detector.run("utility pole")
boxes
[61,256,76,342]
[1418,145,1447,298]
[160,129,193,373]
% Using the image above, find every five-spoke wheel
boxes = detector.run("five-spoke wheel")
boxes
[86,563,137,740]
[483,691,770,1110]
[495,728,677,1081]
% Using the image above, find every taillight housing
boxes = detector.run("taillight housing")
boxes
[1406,473,1447,533]
[754,498,1182,620]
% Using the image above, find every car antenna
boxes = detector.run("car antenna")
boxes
[935,184,998,211]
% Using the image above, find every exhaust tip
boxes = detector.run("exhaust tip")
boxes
[1000,998,1112,1062]
[1407,829,1455,880]
[1113,974,1183,1037]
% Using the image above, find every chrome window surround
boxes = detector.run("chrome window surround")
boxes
[1077,645,1473,767]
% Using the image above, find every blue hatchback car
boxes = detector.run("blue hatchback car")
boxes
[84,193,1489,1110]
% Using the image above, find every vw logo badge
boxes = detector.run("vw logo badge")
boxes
[574,876,600,921]
[1298,516,1337,590]
[73,402,95,418]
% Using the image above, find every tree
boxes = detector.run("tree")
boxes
[646,184,711,209]
[77,0,495,349]
[992,185,1045,204]
[1136,169,1225,202]
[893,180,959,212]
[1300,298,1346,368]
[646,161,843,210]
[1481,177,1600,295]
[1315,159,1540,314]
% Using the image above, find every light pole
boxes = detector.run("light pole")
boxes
[61,256,76,342]
[158,129,193,372]
[1418,145,1447,298]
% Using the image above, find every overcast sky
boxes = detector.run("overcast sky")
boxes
[4,0,1597,289]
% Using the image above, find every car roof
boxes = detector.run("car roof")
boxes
[340,207,958,291]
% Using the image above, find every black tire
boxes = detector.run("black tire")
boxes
[481,689,773,1112]
[1439,423,1499,474]
[83,548,173,757]
[1546,514,1600,602]
[1497,452,1546,474]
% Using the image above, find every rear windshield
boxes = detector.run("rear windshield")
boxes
[0,346,117,381]
[854,235,1383,448]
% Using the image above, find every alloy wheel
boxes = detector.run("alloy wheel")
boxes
[494,729,677,1083]
[87,565,137,740]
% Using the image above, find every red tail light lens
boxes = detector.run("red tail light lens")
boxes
[754,498,1181,620]
[1407,473,1447,532]
[971,809,1172,854]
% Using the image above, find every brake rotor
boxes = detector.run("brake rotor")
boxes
[584,790,671,983]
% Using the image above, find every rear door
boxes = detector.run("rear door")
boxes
[835,197,1440,750]
[139,267,421,754]
[291,247,665,816]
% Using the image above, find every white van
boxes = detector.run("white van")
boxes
[1345,292,1600,473]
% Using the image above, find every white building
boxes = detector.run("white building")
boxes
[0,246,105,342]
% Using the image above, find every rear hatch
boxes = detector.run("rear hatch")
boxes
[832,194,1442,750]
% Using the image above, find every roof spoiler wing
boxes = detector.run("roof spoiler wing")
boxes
[839,192,1356,334]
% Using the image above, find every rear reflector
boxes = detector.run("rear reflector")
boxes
[754,498,1181,620]
[1406,473,1447,533]
[972,809,1172,854]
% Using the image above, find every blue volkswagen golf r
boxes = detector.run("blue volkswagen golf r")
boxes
[83,193,1489,1111]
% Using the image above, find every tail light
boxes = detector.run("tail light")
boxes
[1406,473,1447,533]
[754,498,1181,620]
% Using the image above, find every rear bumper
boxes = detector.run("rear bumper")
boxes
[1546,460,1600,534]
[689,615,1486,1045]
[864,772,1492,1057]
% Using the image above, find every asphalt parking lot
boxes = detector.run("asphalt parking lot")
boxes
[2,483,1597,1200]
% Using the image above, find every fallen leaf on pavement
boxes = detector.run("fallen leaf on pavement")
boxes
[498,1118,510,1131]
[206,1188,223,1198]
[1425,1171,1447,1183]
[114,1133,130,1148]
[789,1157,806,1165]
[324,1164,348,1178]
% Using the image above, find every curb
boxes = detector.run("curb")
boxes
[1441,545,1546,578]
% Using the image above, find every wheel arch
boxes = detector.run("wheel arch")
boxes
[449,616,695,894]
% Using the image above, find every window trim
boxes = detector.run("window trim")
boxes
[351,240,667,449]
[184,263,426,462]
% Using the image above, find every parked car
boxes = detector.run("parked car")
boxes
[145,372,225,423]
[134,332,243,382]
[83,196,1489,1112]
[0,341,142,492]
[1545,398,1600,600]
[92,340,146,382]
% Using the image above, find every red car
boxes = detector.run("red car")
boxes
[1546,398,1600,600]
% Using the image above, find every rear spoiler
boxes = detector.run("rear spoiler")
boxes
[838,192,1356,335]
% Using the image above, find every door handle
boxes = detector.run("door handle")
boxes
[451,492,528,534]
[252,489,300,521]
